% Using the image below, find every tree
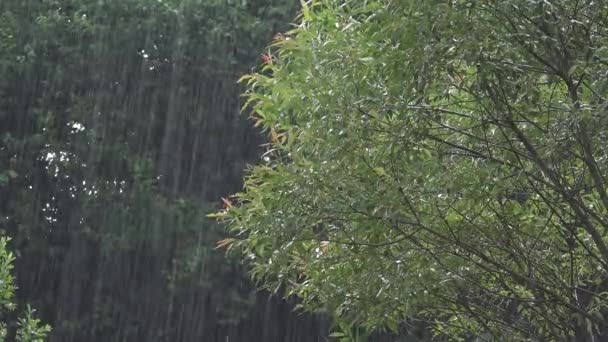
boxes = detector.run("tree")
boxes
[1,0,329,341]
[219,0,608,340]
[0,237,51,342]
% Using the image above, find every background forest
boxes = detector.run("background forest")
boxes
[0,0,334,341]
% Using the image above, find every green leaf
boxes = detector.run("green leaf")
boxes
[300,0,311,21]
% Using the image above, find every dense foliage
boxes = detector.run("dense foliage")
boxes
[0,237,51,342]
[220,0,608,340]
[0,0,331,341]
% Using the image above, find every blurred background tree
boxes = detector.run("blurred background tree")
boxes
[0,0,332,341]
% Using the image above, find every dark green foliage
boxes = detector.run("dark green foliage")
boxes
[0,237,51,341]
[0,0,330,341]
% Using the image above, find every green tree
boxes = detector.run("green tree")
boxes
[0,237,51,341]
[219,0,608,340]
[1,0,327,341]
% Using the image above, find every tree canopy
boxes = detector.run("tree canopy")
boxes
[0,237,50,342]
[1,0,330,341]
[219,0,608,340]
